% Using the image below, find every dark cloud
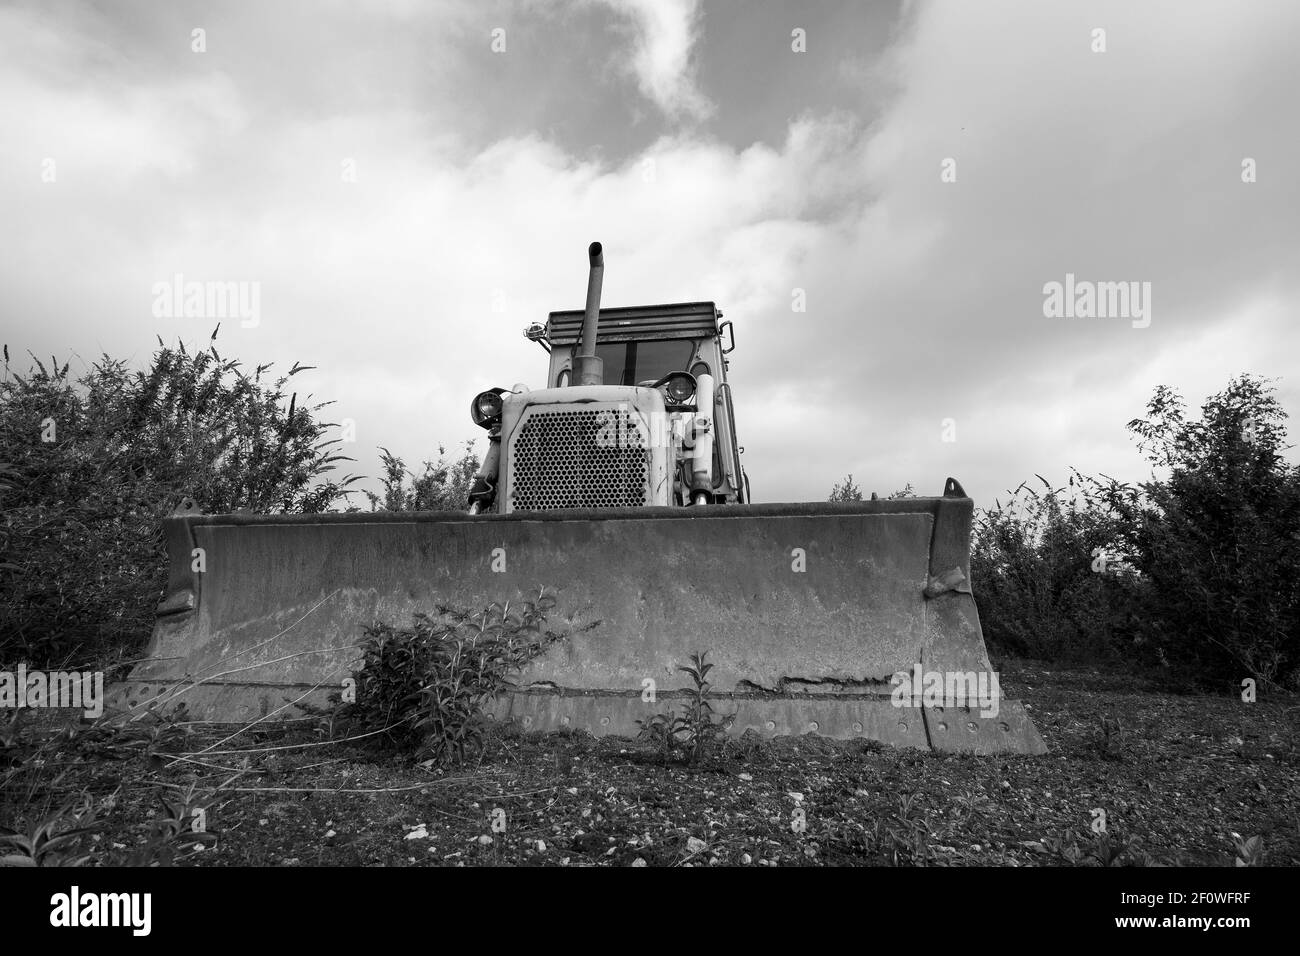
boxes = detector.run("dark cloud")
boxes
[3,0,1296,508]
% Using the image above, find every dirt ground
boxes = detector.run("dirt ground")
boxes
[3,661,1297,867]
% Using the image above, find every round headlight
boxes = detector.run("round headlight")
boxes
[471,389,504,427]
[662,373,696,404]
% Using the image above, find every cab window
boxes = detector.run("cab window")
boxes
[594,340,695,386]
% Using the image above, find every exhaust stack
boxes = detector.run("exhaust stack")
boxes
[572,241,604,386]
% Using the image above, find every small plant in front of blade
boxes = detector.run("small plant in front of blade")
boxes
[678,651,735,765]
[637,651,735,765]
[636,709,686,763]
[339,588,568,766]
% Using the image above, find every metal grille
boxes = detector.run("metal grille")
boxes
[510,407,648,510]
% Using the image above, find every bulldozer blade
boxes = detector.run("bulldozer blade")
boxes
[110,487,1047,754]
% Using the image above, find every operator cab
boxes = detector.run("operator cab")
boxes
[524,300,746,505]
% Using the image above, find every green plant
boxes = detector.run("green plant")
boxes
[1108,376,1300,688]
[971,469,1140,664]
[0,795,99,867]
[339,589,568,765]
[124,782,218,867]
[73,706,192,767]
[1041,829,1160,867]
[365,443,480,512]
[636,651,734,766]
[677,652,734,764]
[1231,832,1264,866]
[828,476,913,502]
[824,793,930,865]
[879,792,929,865]
[0,334,359,666]
[828,474,863,502]
[635,709,683,763]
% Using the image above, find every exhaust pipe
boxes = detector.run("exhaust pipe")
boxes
[572,241,604,386]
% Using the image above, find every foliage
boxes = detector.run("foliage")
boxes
[828,474,863,502]
[0,795,99,867]
[338,590,568,765]
[365,442,480,512]
[879,793,930,865]
[0,334,358,666]
[124,783,218,866]
[970,374,1299,688]
[1041,829,1161,867]
[636,651,734,765]
[971,470,1139,664]
[828,475,915,502]
[824,793,931,865]
[1231,831,1265,866]
[1105,375,1300,687]
[0,694,233,868]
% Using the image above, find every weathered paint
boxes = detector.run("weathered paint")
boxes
[110,495,1047,754]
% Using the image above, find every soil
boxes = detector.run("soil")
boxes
[3,661,1297,867]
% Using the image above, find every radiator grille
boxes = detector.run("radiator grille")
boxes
[510,407,648,510]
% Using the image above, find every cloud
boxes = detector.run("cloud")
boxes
[594,0,712,121]
[3,0,1297,510]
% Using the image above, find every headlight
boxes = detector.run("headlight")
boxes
[471,389,505,428]
[654,372,696,404]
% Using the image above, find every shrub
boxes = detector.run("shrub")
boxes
[971,470,1139,664]
[0,336,357,667]
[365,443,480,512]
[1108,376,1300,688]
[828,476,914,502]
[829,474,863,502]
[339,590,566,765]
[970,375,1300,689]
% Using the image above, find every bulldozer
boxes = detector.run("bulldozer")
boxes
[112,242,1046,754]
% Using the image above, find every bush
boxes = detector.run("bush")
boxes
[1108,376,1300,687]
[828,475,915,502]
[0,336,358,667]
[338,590,566,765]
[365,443,480,512]
[972,471,1139,664]
[971,375,1300,689]
[829,474,863,502]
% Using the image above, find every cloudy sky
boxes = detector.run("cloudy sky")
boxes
[4,0,1298,506]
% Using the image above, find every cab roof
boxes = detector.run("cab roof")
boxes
[546,301,720,346]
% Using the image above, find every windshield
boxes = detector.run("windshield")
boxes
[593,340,695,386]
